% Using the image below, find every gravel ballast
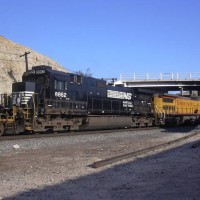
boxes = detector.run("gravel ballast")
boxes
[0,126,200,199]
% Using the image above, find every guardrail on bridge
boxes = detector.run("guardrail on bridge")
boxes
[119,73,200,81]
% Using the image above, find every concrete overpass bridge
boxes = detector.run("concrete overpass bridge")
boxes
[114,72,200,95]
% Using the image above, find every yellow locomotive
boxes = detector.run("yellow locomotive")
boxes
[152,93,200,125]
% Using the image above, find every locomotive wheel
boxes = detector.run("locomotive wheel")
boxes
[0,123,5,136]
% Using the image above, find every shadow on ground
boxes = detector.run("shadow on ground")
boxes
[162,125,200,133]
[4,140,200,200]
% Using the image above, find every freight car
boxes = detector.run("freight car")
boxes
[0,65,154,135]
[152,93,200,126]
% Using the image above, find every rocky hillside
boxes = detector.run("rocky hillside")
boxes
[0,36,68,94]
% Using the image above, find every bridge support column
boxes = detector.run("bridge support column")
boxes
[180,87,183,95]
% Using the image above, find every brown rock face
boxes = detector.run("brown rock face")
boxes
[0,35,67,94]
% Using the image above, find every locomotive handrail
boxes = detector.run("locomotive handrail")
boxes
[154,105,164,115]
[154,105,165,122]
[119,72,200,81]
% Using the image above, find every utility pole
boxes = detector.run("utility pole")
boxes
[20,52,30,72]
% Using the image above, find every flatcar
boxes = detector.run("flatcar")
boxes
[0,65,154,135]
[152,93,200,125]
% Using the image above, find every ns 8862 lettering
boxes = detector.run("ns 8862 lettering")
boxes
[55,91,67,98]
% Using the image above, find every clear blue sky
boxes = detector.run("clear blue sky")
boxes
[1,0,200,78]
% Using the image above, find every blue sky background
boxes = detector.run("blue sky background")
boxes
[1,0,200,79]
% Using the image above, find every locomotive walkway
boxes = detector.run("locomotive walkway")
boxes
[115,72,200,93]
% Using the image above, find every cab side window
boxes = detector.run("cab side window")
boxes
[55,80,67,90]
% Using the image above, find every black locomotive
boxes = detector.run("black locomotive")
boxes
[0,65,154,135]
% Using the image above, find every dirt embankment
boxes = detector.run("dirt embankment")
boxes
[0,35,67,94]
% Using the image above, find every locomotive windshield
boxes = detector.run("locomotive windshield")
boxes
[23,69,48,84]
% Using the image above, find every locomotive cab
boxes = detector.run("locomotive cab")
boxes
[22,66,51,100]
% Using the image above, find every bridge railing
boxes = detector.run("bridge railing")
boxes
[119,73,200,81]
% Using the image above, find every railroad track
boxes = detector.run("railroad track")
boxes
[92,130,200,168]
[0,127,159,141]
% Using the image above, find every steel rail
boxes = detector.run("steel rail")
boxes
[0,127,159,142]
[92,131,200,168]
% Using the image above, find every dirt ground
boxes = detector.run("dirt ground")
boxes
[0,129,200,200]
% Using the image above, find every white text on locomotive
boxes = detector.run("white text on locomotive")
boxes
[55,91,67,98]
[107,90,132,100]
